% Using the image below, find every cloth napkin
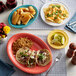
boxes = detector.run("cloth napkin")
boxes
[65,13,76,33]
[0,59,15,76]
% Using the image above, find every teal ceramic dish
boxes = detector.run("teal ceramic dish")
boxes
[8,5,38,28]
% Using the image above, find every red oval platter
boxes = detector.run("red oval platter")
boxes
[7,33,52,74]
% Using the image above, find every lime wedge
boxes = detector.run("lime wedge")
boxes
[53,34,65,45]
[54,34,58,39]
[61,36,65,45]
[54,34,62,41]
[51,39,61,45]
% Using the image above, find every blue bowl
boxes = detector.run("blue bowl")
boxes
[8,5,38,28]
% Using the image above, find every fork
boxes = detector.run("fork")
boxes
[45,53,62,76]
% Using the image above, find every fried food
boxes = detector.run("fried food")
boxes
[12,11,20,25]
[44,4,69,23]
[28,6,36,15]
[20,8,29,12]
[12,6,36,25]
[17,9,23,15]
[21,12,32,25]
[16,17,21,25]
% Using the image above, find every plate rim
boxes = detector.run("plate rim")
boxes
[7,33,53,74]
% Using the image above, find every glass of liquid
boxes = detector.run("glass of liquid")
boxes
[6,0,17,9]
[0,1,6,13]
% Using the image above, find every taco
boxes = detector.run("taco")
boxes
[36,49,51,66]
[27,50,37,67]
[16,48,32,65]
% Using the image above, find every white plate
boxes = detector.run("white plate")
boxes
[40,1,71,26]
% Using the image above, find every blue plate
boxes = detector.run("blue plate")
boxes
[8,5,38,28]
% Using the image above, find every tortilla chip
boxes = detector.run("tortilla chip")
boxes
[20,8,29,12]
[21,12,31,25]
[28,6,36,15]
[17,9,23,15]
[16,17,21,25]
[12,12,20,25]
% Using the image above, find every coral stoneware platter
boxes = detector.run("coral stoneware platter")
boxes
[7,33,52,74]
[8,5,38,28]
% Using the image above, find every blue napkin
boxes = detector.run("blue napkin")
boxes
[65,13,76,33]
[0,59,15,76]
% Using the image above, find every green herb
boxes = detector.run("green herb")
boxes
[38,53,44,60]
[20,52,28,57]
[47,14,50,17]
[56,5,60,8]
[23,55,26,57]
[55,10,58,15]
[20,52,23,55]
[53,12,55,15]
[59,10,62,13]
[59,14,61,17]
[50,14,53,17]
[55,13,58,15]
[52,5,55,8]
[47,14,53,17]
[20,52,25,57]
[54,16,57,19]
[25,50,28,53]
[56,10,58,13]
[24,54,28,57]
[63,14,66,17]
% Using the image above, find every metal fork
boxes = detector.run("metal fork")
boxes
[45,53,62,76]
